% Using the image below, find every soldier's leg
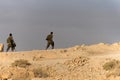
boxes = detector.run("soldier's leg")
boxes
[6,46,10,52]
[51,41,54,49]
[11,43,16,51]
[46,42,50,50]
[11,46,15,51]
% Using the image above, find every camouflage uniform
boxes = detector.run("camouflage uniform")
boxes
[46,33,54,49]
[6,34,16,52]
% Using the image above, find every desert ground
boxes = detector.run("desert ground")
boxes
[0,43,120,80]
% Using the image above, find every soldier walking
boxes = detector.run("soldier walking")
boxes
[6,33,16,52]
[46,32,54,50]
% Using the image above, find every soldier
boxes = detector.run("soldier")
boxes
[6,33,16,52]
[46,32,54,50]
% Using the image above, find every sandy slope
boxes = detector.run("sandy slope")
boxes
[0,43,120,80]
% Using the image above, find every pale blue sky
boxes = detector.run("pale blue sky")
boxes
[0,0,120,51]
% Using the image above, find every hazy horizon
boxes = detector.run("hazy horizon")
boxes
[0,0,120,51]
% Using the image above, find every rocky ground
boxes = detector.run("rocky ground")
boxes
[0,43,120,80]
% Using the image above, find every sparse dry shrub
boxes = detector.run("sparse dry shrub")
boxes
[103,59,120,77]
[103,60,116,71]
[32,66,56,78]
[11,59,31,68]
[33,68,49,78]
[103,60,119,71]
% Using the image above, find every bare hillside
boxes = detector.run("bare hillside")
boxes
[0,43,120,80]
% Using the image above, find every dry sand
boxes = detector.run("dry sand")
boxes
[0,43,120,80]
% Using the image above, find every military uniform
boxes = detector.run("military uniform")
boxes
[46,33,54,49]
[6,35,16,52]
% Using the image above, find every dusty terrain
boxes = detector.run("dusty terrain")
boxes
[0,43,120,80]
